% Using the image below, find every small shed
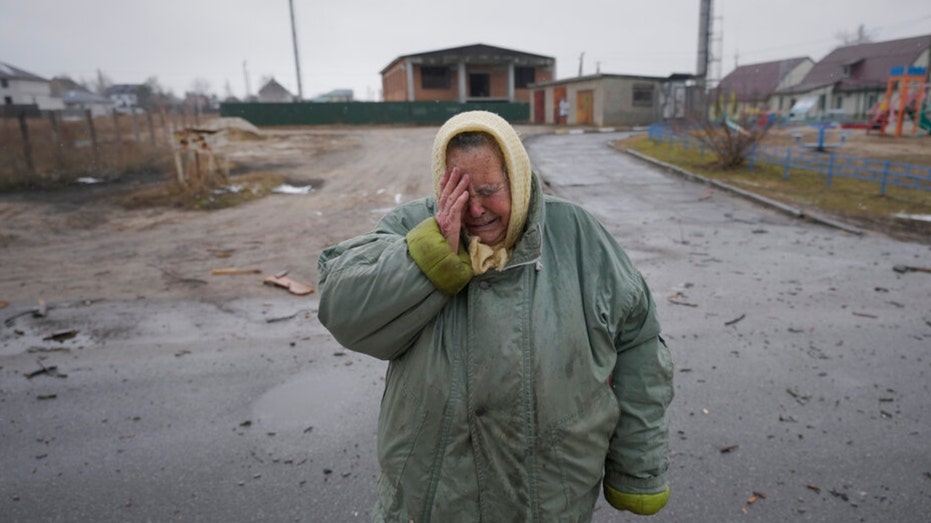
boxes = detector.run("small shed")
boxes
[530,74,665,127]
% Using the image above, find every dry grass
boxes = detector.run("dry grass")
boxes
[619,134,931,243]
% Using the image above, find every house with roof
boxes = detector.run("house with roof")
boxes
[0,61,65,115]
[714,57,813,116]
[311,88,354,103]
[380,43,555,103]
[50,76,113,118]
[530,73,666,127]
[104,84,145,113]
[257,78,294,103]
[772,34,931,120]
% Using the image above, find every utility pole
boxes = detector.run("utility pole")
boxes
[243,61,251,100]
[578,52,585,77]
[289,0,304,101]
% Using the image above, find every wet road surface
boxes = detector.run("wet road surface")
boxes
[1,131,929,522]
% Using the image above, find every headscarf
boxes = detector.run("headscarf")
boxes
[431,111,532,274]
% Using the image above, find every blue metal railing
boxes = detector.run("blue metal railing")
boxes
[647,123,931,195]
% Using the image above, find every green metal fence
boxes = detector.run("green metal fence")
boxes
[220,101,530,126]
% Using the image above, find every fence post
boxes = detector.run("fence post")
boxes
[18,111,35,174]
[825,153,835,188]
[85,109,100,169]
[48,111,64,166]
[112,109,123,165]
[131,108,141,143]
[146,109,156,146]
[783,149,792,180]
[880,160,890,196]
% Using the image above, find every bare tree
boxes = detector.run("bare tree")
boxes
[683,97,776,170]
[836,24,874,46]
[92,69,113,95]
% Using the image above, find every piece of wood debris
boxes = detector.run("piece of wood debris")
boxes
[212,268,261,275]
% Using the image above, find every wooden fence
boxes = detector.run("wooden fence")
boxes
[0,108,211,186]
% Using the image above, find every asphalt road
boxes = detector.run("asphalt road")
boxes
[1,131,929,522]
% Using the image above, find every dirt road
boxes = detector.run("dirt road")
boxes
[0,126,445,303]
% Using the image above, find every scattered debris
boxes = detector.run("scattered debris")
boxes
[175,349,191,357]
[892,264,931,274]
[34,299,47,318]
[27,346,70,354]
[786,387,811,405]
[266,310,312,323]
[720,444,739,454]
[304,426,314,434]
[852,311,878,319]
[806,484,822,494]
[272,184,314,195]
[0,300,7,309]
[263,273,314,296]
[208,248,234,258]
[24,362,67,379]
[829,489,849,502]
[239,420,252,427]
[724,313,745,326]
[667,292,698,307]
[36,394,57,400]
[77,177,103,184]
[212,268,261,276]
[42,329,78,342]
[778,414,798,423]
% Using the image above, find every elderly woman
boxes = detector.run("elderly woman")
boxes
[318,111,673,522]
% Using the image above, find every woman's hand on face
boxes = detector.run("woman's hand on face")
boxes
[437,167,470,253]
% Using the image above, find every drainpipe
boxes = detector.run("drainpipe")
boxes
[507,63,515,102]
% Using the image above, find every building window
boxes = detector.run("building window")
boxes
[514,67,535,88]
[421,67,450,89]
[834,96,843,110]
[4,96,12,105]
[0,78,8,88]
[632,83,653,106]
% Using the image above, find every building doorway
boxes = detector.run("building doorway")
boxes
[576,90,594,124]
[469,74,490,98]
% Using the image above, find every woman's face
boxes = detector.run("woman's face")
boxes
[446,144,511,246]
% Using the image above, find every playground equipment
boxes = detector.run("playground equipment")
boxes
[792,122,849,152]
[868,66,929,137]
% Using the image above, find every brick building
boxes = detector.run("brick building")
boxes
[380,43,555,103]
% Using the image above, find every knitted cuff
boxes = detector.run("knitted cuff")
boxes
[406,217,473,295]
[604,484,670,515]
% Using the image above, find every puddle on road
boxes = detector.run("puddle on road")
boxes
[251,358,385,433]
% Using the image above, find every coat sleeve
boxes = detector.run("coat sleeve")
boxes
[586,225,673,495]
[317,203,471,361]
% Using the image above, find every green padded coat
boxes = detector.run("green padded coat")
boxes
[318,174,673,522]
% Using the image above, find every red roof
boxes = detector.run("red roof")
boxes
[779,34,931,94]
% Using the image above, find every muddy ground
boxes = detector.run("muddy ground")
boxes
[1,121,928,308]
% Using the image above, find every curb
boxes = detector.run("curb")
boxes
[623,148,864,236]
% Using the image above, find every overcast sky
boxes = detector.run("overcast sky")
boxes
[2,0,929,101]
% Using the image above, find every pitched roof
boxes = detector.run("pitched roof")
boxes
[779,33,931,94]
[717,57,810,101]
[258,78,292,97]
[381,43,555,74]
[50,76,91,97]
[0,61,47,82]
